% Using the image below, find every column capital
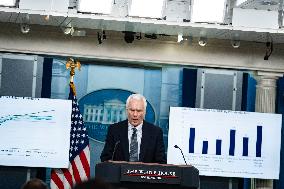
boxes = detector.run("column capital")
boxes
[254,71,279,113]
[252,71,282,88]
[254,71,283,78]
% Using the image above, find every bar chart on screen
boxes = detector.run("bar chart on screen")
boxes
[167,107,282,179]
[188,125,262,157]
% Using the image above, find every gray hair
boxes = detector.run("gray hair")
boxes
[126,93,147,111]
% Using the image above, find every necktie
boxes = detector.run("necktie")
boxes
[129,128,138,162]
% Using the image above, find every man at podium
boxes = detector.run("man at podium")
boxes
[100,93,166,164]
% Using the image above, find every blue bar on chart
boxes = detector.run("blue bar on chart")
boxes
[189,128,195,153]
[229,129,236,156]
[243,137,249,156]
[216,139,222,155]
[256,126,262,157]
[202,141,208,154]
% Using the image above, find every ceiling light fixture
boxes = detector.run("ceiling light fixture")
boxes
[177,34,183,43]
[20,13,30,34]
[177,34,192,45]
[20,23,30,34]
[231,33,241,48]
[181,36,193,45]
[97,30,106,44]
[123,31,136,43]
[144,33,157,39]
[62,26,74,35]
[97,32,102,44]
[198,36,207,47]
[136,33,142,40]
[231,39,241,48]
[44,15,50,21]
[264,41,273,60]
[71,29,86,37]
[102,30,106,40]
[198,31,207,46]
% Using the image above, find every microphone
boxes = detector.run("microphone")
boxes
[111,140,120,161]
[174,145,188,165]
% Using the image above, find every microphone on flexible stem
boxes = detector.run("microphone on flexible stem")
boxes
[174,145,188,165]
[111,140,120,161]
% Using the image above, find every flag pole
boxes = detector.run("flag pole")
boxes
[66,58,81,96]
[51,58,89,189]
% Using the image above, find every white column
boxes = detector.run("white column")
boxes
[253,71,282,189]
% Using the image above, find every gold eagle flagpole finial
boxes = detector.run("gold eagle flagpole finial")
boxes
[66,58,81,96]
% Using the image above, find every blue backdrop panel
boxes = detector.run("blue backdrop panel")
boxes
[182,68,197,108]
[275,77,284,189]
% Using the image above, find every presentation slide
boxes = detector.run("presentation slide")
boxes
[167,107,282,179]
[0,96,72,168]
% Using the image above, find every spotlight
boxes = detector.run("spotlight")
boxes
[179,36,192,45]
[145,33,157,39]
[102,30,106,40]
[177,34,183,43]
[136,32,142,40]
[71,30,86,37]
[97,32,102,44]
[123,31,135,43]
[198,37,207,47]
[231,40,241,48]
[97,30,106,44]
[231,32,241,48]
[264,42,273,60]
[20,24,30,34]
[62,26,74,35]
[44,15,50,21]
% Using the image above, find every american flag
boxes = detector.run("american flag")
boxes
[50,87,90,189]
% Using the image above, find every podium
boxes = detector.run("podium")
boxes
[95,161,199,189]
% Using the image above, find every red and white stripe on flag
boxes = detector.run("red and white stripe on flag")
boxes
[50,146,90,189]
[50,89,90,189]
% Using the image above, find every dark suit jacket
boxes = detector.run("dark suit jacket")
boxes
[100,120,166,164]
